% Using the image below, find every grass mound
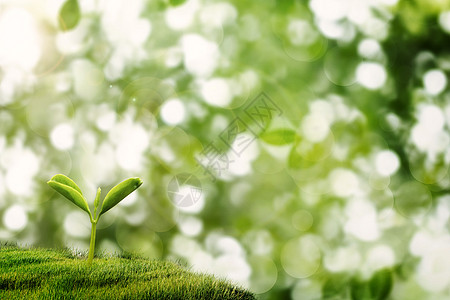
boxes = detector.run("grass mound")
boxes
[0,245,255,300]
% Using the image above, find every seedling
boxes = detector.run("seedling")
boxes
[47,174,143,264]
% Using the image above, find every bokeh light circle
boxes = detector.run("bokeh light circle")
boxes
[50,123,75,150]
[394,181,432,218]
[292,210,314,231]
[3,205,27,231]
[408,150,449,184]
[248,255,278,294]
[324,47,359,86]
[370,172,391,191]
[291,279,322,300]
[423,69,447,95]
[200,78,233,107]
[356,62,387,90]
[281,236,321,278]
[160,98,186,125]
[375,150,400,177]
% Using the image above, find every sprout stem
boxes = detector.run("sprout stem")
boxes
[87,220,97,264]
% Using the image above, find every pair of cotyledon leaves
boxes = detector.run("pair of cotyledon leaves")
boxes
[47,174,143,219]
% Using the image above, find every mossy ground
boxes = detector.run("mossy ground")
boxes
[0,244,255,300]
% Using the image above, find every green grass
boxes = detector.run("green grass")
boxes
[0,245,255,300]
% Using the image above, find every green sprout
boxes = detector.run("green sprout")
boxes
[47,174,143,264]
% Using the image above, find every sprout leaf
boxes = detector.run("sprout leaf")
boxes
[49,174,83,195]
[100,177,143,216]
[93,187,101,218]
[47,179,90,215]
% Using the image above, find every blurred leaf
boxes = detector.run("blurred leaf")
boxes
[261,129,296,145]
[322,274,349,298]
[350,269,393,300]
[169,0,187,6]
[100,178,143,216]
[350,278,371,300]
[47,178,90,215]
[369,269,393,300]
[58,0,80,31]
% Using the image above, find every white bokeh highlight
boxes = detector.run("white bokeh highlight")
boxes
[96,110,117,132]
[160,98,186,125]
[181,34,219,77]
[366,244,396,272]
[375,150,400,177]
[100,0,151,46]
[411,104,449,160]
[1,141,40,197]
[178,215,203,237]
[324,245,361,272]
[109,117,150,171]
[423,69,447,95]
[165,0,199,30]
[412,233,450,293]
[100,0,151,80]
[329,168,359,197]
[200,78,232,107]
[439,11,450,34]
[358,39,382,59]
[301,114,330,143]
[356,62,387,90]
[345,199,380,241]
[309,0,347,21]
[0,8,41,71]
[199,2,237,28]
[50,123,75,150]
[3,205,28,231]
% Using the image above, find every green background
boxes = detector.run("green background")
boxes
[1,0,450,298]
